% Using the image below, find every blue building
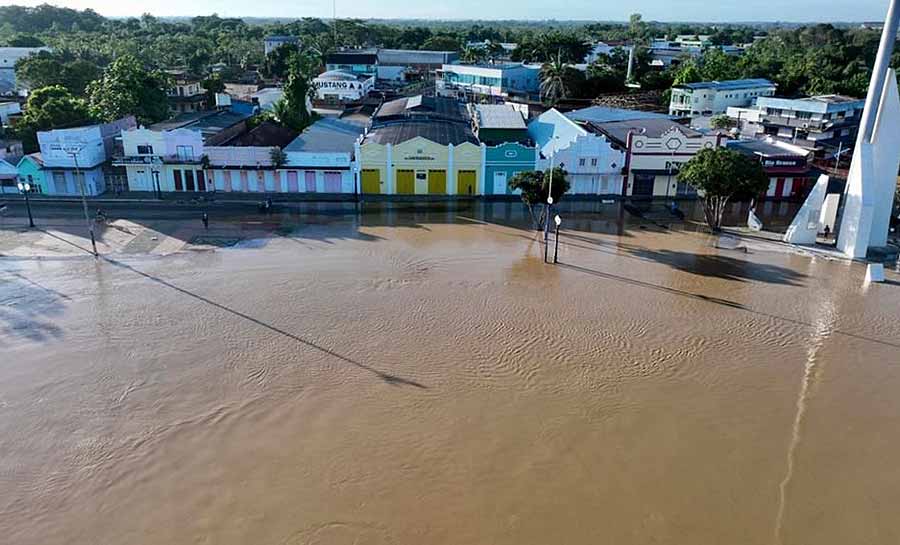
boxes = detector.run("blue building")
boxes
[436,63,540,101]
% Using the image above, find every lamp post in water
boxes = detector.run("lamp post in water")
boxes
[553,214,562,264]
[17,181,34,228]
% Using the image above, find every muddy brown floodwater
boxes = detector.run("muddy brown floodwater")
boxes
[2,210,900,545]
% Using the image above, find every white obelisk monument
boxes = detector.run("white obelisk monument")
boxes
[836,0,900,259]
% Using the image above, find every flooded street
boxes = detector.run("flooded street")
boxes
[2,205,900,545]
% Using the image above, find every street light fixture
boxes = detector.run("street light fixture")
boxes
[17,181,34,228]
[553,214,562,264]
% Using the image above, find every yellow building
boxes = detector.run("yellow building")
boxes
[355,95,484,195]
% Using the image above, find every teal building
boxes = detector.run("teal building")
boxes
[471,104,538,196]
[16,153,46,194]
[483,142,538,196]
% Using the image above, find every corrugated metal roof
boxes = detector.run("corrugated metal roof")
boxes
[677,78,775,91]
[364,120,477,146]
[221,121,298,148]
[727,138,810,158]
[284,118,364,153]
[377,49,458,65]
[565,106,673,124]
[475,104,526,129]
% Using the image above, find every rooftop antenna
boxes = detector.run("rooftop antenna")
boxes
[332,0,338,51]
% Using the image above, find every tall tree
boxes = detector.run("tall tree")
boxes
[12,85,94,152]
[678,147,769,232]
[86,55,170,125]
[540,53,572,105]
[15,51,101,96]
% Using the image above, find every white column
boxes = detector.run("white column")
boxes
[479,143,487,196]
[447,143,456,195]
[386,143,394,194]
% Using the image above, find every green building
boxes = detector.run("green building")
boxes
[472,104,538,196]
[16,153,46,194]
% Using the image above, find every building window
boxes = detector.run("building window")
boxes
[176,145,194,161]
[796,111,812,120]
[590,158,598,166]
[137,144,154,155]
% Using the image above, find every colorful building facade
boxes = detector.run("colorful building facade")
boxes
[356,137,483,195]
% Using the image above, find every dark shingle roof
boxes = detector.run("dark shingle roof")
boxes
[222,121,298,147]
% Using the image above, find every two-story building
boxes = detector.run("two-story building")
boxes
[325,51,379,77]
[729,94,865,155]
[527,108,628,196]
[436,63,541,101]
[728,138,818,200]
[281,118,364,194]
[669,78,776,118]
[471,104,539,196]
[590,118,724,198]
[38,117,136,196]
[167,71,207,114]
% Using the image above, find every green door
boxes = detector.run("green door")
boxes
[428,170,446,195]
[361,169,381,194]
[396,169,415,194]
[457,170,476,195]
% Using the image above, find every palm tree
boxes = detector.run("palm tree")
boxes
[540,51,571,105]
[461,46,486,64]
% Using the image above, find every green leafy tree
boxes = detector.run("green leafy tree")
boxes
[274,51,317,131]
[262,43,300,79]
[508,167,571,229]
[672,59,703,85]
[12,85,94,152]
[461,45,486,64]
[87,55,170,125]
[678,147,769,232]
[201,74,225,108]
[709,114,736,130]
[15,51,101,95]
[270,147,287,168]
[700,48,740,81]
[422,34,459,51]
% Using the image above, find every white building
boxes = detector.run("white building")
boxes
[584,42,633,64]
[118,127,207,192]
[527,108,626,196]
[0,101,21,124]
[206,121,298,193]
[0,47,50,95]
[38,117,136,196]
[281,118,364,193]
[436,63,541,100]
[264,35,300,55]
[669,78,776,118]
[312,70,375,103]
[590,118,724,198]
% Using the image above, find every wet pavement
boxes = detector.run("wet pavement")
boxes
[2,203,900,545]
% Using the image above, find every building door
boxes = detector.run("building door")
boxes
[197,170,206,191]
[305,171,317,192]
[184,170,195,191]
[396,169,415,194]
[53,172,67,194]
[457,170,476,195]
[361,169,380,194]
[427,170,446,195]
[632,174,654,197]
[324,171,342,192]
[257,172,266,192]
[223,171,233,192]
[493,171,507,195]
[287,171,299,192]
[240,171,249,192]
[173,170,183,191]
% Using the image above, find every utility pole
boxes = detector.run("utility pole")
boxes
[68,147,98,257]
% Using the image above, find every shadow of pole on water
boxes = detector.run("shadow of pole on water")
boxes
[559,262,900,350]
[102,257,427,389]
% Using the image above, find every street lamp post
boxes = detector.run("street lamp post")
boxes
[17,181,34,228]
[553,214,562,264]
[543,135,560,256]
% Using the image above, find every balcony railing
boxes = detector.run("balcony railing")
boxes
[111,154,205,166]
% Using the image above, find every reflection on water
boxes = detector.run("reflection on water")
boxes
[1,206,897,545]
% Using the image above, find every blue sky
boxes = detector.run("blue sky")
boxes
[6,0,894,22]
